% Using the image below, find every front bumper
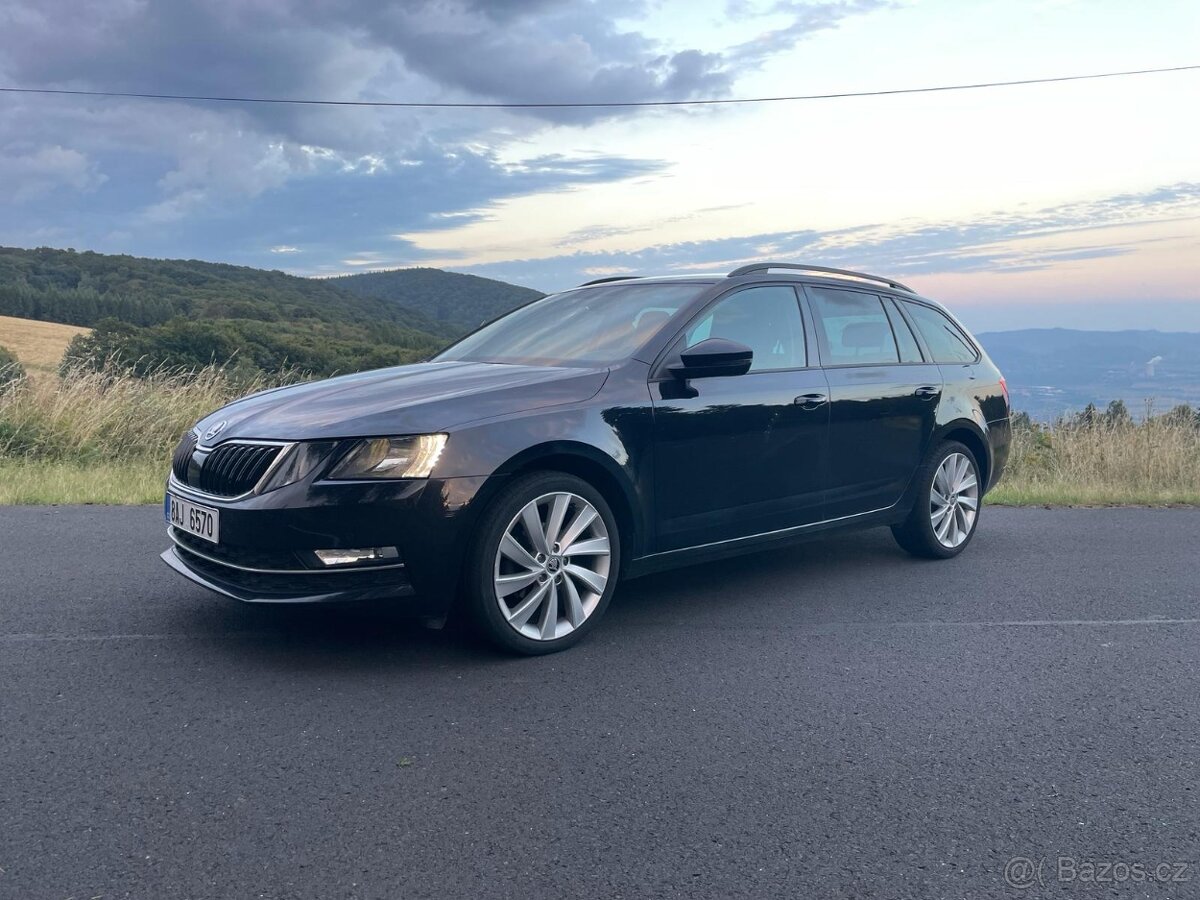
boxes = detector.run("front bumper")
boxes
[161,543,413,604]
[160,474,492,611]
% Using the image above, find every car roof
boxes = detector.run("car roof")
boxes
[571,265,946,308]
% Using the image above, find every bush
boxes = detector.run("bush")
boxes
[0,346,27,390]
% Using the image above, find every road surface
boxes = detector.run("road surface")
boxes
[2,506,1198,899]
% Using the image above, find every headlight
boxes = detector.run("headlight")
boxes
[328,434,447,480]
[259,441,338,493]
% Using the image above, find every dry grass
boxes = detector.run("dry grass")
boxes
[0,364,264,463]
[0,364,280,504]
[990,418,1200,506]
[0,315,90,379]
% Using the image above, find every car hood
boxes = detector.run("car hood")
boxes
[194,361,609,442]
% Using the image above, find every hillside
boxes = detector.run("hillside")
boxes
[330,267,544,335]
[0,246,459,376]
[0,315,89,379]
[979,328,1200,420]
[0,245,447,332]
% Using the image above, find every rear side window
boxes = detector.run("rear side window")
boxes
[903,301,978,363]
[807,287,899,366]
[883,298,923,363]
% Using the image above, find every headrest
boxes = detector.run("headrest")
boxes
[842,321,889,349]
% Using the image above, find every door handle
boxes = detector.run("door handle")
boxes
[794,392,828,409]
[915,385,940,400]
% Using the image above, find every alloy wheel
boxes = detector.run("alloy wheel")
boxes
[931,451,979,549]
[493,491,611,641]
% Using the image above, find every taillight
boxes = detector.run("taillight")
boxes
[999,375,1010,409]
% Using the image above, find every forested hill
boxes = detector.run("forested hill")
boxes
[0,247,538,378]
[330,267,544,334]
[0,245,441,333]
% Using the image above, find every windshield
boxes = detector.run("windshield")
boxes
[435,282,709,367]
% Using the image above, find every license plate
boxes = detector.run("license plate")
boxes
[168,493,220,544]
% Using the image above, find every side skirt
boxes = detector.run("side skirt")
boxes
[624,504,905,579]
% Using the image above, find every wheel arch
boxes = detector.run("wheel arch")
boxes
[936,419,992,493]
[484,441,644,565]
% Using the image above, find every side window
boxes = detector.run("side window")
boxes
[903,301,978,363]
[683,286,806,371]
[883,297,923,363]
[807,287,900,366]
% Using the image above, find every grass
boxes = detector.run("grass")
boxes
[1,363,1199,507]
[0,458,164,505]
[0,363,274,504]
[0,314,90,380]
[988,415,1200,507]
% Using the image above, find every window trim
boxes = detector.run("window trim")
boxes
[882,295,926,363]
[648,282,813,381]
[898,297,981,365]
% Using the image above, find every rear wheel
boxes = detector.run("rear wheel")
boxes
[892,441,981,559]
[464,472,620,655]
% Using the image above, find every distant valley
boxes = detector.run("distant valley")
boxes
[979,329,1200,420]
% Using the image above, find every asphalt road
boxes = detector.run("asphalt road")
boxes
[2,506,1199,900]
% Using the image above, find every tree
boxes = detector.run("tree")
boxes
[1072,402,1100,427]
[1103,399,1133,428]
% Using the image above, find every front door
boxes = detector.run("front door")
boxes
[650,284,830,551]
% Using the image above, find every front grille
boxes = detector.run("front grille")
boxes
[197,442,284,497]
[172,430,198,483]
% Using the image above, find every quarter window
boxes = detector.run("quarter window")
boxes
[883,297,923,363]
[684,286,806,371]
[807,287,900,366]
[903,302,978,363]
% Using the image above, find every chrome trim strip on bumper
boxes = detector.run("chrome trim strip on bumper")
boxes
[166,527,407,576]
[160,548,405,604]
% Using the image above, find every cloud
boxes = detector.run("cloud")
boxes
[729,0,893,66]
[0,137,668,272]
[445,182,1200,289]
[0,0,889,266]
[0,144,106,203]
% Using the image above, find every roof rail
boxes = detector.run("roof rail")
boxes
[727,263,915,294]
[580,275,641,286]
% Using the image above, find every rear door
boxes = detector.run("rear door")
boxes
[803,285,941,520]
[650,284,829,551]
[900,298,991,413]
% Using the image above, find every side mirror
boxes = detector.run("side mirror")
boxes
[669,338,753,380]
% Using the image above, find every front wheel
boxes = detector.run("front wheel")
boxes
[463,472,621,655]
[892,441,982,559]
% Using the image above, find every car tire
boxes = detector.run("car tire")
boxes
[463,471,621,655]
[891,440,982,560]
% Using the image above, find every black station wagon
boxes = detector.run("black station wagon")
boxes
[163,263,1011,654]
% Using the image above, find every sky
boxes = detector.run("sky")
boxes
[0,0,1198,332]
